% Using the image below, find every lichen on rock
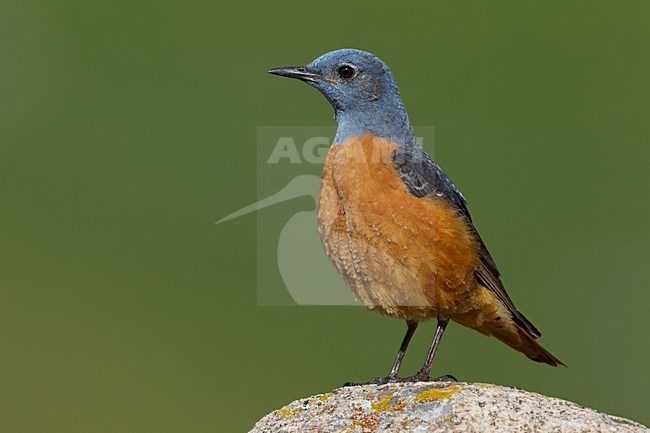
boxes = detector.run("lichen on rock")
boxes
[249,382,648,433]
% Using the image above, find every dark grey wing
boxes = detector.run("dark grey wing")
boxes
[392,145,541,339]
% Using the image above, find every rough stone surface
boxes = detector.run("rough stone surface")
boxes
[249,382,647,433]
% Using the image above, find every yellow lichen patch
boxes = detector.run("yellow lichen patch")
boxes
[371,395,392,411]
[278,406,302,418]
[415,385,462,403]
[370,394,406,412]
[318,393,334,401]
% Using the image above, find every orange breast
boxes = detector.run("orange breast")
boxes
[317,135,480,321]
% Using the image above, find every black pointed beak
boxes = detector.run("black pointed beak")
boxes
[268,66,322,83]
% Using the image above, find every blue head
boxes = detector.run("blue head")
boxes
[269,49,416,145]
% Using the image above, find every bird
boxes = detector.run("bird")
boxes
[268,49,564,384]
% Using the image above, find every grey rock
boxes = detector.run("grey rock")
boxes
[249,382,647,433]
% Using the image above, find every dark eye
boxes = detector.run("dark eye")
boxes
[336,64,356,79]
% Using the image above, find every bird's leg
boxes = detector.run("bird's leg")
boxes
[407,317,456,382]
[386,320,418,381]
[343,320,418,387]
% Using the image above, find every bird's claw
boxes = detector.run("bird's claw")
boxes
[342,376,397,387]
[343,373,456,387]
[400,372,457,383]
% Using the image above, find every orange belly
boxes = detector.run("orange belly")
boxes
[317,135,481,321]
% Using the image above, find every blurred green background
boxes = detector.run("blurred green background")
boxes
[1,1,649,431]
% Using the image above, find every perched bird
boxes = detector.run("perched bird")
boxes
[269,49,563,383]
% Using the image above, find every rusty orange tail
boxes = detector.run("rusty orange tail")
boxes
[495,322,565,367]
[454,286,565,367]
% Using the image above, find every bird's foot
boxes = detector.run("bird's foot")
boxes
[343,372,456,387]
[342,375,399,387]
[399,371,457,383]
